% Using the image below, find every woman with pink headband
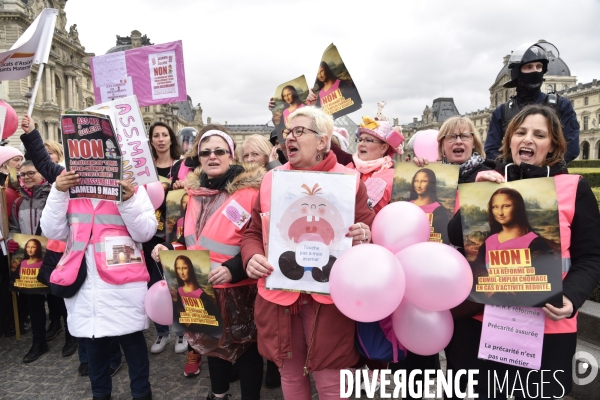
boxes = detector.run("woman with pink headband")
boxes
[152,125,265,400]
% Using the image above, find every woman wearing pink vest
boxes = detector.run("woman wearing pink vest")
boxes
[40,172,156,400]
[241,106,375,399]
[151,127,266,400]
[446,104,600,398]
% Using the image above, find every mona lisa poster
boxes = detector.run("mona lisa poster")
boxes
[312,43,362,119]
[271,75,310,140]
[392,163,460,244]
[458,177,563,307]
[160,250,223,338]
[9,233,49,294]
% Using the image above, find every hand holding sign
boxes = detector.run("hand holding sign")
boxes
[55,171,80,192]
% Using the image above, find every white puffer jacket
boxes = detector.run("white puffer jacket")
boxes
[40,185,157,338]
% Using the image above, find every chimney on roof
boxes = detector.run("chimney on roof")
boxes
[131,30,142,48]
[413,118,418,123]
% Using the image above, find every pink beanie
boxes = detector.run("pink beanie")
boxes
[0,146,23,167]
[357,102,404,156]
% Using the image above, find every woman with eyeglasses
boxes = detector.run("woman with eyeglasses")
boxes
[6,161,60,363]
[241,106,375,399]
[152,125,265,399]
[338,104,404,213]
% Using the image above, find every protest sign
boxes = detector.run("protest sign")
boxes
[86,95,159,187]
[271,75,310,141]
[90,41,187,106]
[458,177,563,307]
[165,189,187,244]
[9,234,49,294]
[0,8,57,81]
[61,113,122,202]
[311,43,362,119]
[478,304,545,370]
[160,250,223,338]
[267,170,355,294]
[392,163,459,244]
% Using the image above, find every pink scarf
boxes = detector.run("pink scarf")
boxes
[352,155,394,174]
[186,187,230,239]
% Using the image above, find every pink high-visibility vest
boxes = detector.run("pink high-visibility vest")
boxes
[51,199,149,286]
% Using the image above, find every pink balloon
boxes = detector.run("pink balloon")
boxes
[413,129,440,160]
[395,242,473,311]
[145,280,173,325]
[0,100,19,140]
[372,202,430,253]
[145,181,165,209]
[392,299,453,356]
[330,244,405,322]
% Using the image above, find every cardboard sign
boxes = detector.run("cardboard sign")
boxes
[159,250,223,338]
[271,75,310,141]
[90,40,187,106]
[267,170,356,295]
[9,234,49,294]
[392,163,460,245]
[86,95,159,187]
[458,178,563,307]
[61,113,122,202]
[311,43,362,119]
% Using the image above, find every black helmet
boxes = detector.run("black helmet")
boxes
[503,41,559,88]
[177,127,198,154]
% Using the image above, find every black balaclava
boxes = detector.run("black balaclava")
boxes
[515,70,544,104]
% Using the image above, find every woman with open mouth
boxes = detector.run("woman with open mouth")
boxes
[447,104,600,398]
[242,106,375,399]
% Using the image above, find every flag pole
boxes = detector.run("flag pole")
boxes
[27,63,45,117]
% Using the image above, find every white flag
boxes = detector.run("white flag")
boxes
[0,8,58,81]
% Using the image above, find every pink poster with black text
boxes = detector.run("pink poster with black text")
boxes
[90,40,187,106]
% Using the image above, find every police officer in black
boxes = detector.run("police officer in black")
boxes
[485,41,580,163]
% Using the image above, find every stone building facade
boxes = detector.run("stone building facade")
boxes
[401,40,597,161]
[0,0,95,147]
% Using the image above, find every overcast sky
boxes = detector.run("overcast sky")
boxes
[65,0,600,126]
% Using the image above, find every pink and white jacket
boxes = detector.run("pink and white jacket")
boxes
[40,186,157,338]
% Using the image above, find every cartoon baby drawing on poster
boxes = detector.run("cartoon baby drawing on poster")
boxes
[267,170,355,294]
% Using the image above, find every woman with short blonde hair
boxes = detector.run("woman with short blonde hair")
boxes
[44,140,64,164]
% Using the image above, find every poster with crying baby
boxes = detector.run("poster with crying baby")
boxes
[267,170,356,295]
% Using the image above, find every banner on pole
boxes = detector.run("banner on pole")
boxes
[90,41,187,106]
[0,8,57,81]
[86,95,159,187]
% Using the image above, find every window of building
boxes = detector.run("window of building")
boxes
[145,122,150,131]
[563,85,569,91]
[505,90,509,102]
[547,84,554,93]
[584,97,589,106]
[495,93,498,107]
[584,116,589,131]
[144,106,150,112]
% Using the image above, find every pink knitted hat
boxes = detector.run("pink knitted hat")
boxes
[357,102,404,156]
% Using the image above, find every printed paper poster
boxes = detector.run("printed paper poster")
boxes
[271,75,310,141]
[160,250,223,338]
[86,95,159,187]
[90,40,186,106]
[61,112,123,202]
[458,177,563,307]
[312,43,362,119]
[267,170,356,295]
[166,189,187,244]
[9,234,48,294]
[392,163,460,244]
[478,304,545,370]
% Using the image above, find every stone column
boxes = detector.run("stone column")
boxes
[46,120,54,141]
[67,74,73,109]
[44,66,52,103]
